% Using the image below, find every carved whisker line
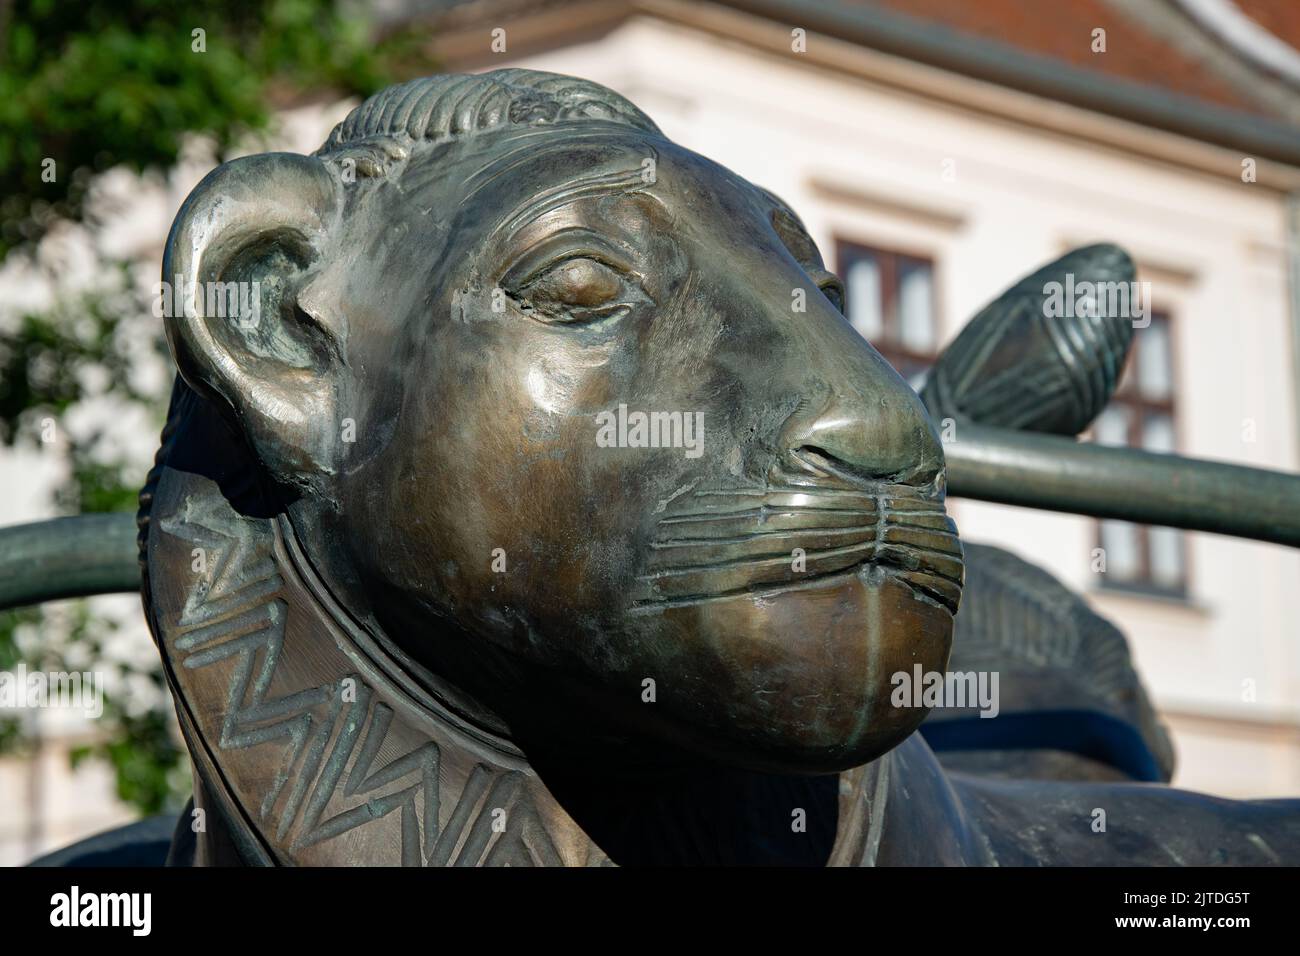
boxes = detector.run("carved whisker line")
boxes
[652,524,878,548]
[896,573,962,614]
[691,486,877,499]
[638,540,876,580]
[659,506,876,524]
[885,517,958,534]
[881,522,962,546]
[883,548,963,572]
[630,564,868,610]
[875,547,965,586]
[877,496,947,511]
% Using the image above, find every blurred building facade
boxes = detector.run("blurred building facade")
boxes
[4,0,1300,862]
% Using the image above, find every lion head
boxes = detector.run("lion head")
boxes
[156,70,961,777]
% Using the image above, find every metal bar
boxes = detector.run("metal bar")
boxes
[944,424,1300,547]
[0,513,140,612]
[1,426,1299,612]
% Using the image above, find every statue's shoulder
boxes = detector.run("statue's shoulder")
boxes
[948,772,1300,865]
[26,812,185,867]
[924,541,1174,784]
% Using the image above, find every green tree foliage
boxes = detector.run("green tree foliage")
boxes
[0,0,429,816]
[1,0,421,254]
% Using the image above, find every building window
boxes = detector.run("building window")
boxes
[836,240,938,390]
[1093,311,1186,595]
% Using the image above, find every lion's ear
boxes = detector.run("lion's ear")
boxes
[162,152,343,488]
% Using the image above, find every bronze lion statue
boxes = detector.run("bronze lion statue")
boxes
[107,70,1296,866]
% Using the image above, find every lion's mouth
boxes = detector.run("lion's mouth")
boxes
[631,481,963,614]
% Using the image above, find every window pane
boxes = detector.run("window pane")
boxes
[1143,413,1176,454]
[846,255,883,341]
[1094,405,1131,447]
[1149,526,1184,590]
[897,259,935,352]
[1100,520,1141,580]
[1094,311,1181,595]
[1137,321,1172,400]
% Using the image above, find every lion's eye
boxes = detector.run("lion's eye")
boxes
[515,256,631,323]
[530,258,622,307]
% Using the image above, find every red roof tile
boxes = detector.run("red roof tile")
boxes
[865,0,1269,115]
[1235,0,1300,50]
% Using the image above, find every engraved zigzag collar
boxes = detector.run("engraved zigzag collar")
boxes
[146,460,610,866]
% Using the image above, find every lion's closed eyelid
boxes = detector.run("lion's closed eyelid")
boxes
[501,228,634,290]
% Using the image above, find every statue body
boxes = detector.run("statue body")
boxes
[134,70,1299,866]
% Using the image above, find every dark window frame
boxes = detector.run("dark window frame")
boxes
[834,238,940,382]
[1093,310,1189,598]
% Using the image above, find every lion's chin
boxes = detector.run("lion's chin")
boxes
[629,564,955,775]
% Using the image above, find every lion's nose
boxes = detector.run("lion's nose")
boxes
[782,385,944,490]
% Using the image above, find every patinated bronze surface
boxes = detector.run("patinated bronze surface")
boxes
[137,70,1299,865]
